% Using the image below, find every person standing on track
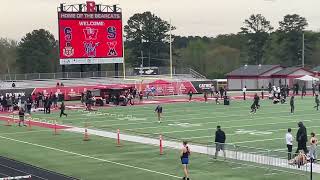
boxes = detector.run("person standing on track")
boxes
[296,122,308,155]
[242,86,247,100]
[290,96,295,114]
[180,141,191,180]
[261,86,264,99]
[214,126,226,160]
[188,90,193,102]
[309,132,318,161]
[59,102,68,118]
[286,128,293,160]
[204,92,208,103]
[314,94,319,111]
[18,108,27,127]
[155,105,163,123]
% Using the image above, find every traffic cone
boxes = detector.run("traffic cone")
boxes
[83,128,90,141]
[117,129,121,146]
[53,121,58,135]
[160,134,163,155]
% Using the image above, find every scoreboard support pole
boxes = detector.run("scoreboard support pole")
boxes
[115,64,119,78]
[98,64,101,77]
[62,65,66,78]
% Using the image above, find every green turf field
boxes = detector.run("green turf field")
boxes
[1,96,320,179]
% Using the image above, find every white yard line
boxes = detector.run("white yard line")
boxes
[74,111,319,129]
[0,130,52,135]
[0,135,180,179]
[161,120,312,134]
[231,138,284,144]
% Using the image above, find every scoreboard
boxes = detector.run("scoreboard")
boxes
[58,11,123,65]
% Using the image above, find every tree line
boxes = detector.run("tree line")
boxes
[0,12,319,78]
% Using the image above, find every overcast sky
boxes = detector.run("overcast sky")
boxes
[1,0,320,41]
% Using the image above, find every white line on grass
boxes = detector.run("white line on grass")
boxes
[231,138,284,144]
[0,130,52,135]
[0,136,180,179]
[89,110,319,130]
[161,120,312,134]
[124,112,317,131]
[0,163,47,180]
[59,104,312,123]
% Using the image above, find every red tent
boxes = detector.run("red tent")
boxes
[149,79,171,85]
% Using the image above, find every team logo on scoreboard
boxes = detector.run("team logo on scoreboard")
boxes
[107,41,117,56]
[63,46,74,57]
[83,27,98,40]
[83,42,99,57]
[64,27,72,41]
[107,26,116,39]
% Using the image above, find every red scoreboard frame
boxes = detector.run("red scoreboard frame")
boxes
[58,12,123,65]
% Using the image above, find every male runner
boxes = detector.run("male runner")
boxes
[314,94,319,111]
[188,90,193,102]
[155,105,163,123]
[18,108,27,127]
[290,96,295,114]
[60,102,68,118]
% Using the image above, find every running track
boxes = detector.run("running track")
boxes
[0,156,78,180]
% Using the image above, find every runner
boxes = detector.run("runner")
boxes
[18,108,27,127]
[155,105,163,123]
[314,94,319,111]
[204,92,208,103]
[290,96,295,114]
[180,141,190,180]
[188,90,193,102]
[59,102,68,118]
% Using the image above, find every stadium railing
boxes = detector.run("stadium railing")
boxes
[207,142,313,175]
[0,67,198,81]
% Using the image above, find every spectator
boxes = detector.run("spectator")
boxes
[295,122,308,154]
[309,132,318,161]
[286,128,293,160]
[214,125,226,160]
[242,86,247,100]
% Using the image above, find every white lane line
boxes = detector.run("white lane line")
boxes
[161,120,312,134]
[0,136,180,179]
[86,110,319,129]
[231,138,284,144]
[0,163,48,180]
[0,130,52,135]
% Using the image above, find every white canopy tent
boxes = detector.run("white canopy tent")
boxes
[295,75,319,82]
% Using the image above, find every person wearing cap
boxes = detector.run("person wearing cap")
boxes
[295,122,308,155]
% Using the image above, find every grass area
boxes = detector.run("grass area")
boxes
[0,122,315,180]
[34,96,320,152]
[1,96,320,179]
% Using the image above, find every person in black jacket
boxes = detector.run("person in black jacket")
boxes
[295,122,308,155]
[214,126,226,160]
[314,94,319,111]
[290,96,295,114]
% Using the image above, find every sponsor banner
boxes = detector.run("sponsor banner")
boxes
[133,67,159,75]
[137,80,197,96]
[190,80,214,93]
[60,58,123,65]
[33,86,97,101]
[0,88,35,101]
